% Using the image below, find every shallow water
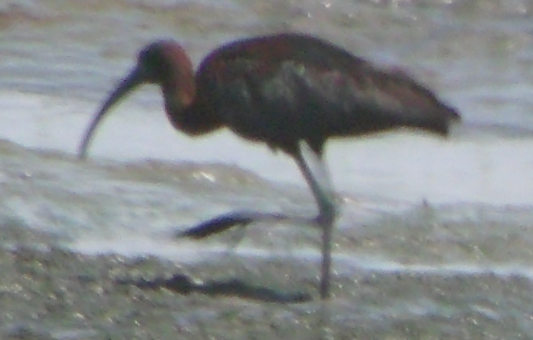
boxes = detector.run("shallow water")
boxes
[1,0,533,338]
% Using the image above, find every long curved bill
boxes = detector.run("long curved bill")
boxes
[77,66,147,160]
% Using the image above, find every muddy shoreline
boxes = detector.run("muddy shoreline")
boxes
[2,219,532,340]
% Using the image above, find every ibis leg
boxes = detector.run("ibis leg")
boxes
[294,141,338,300]
[178,141,339,300]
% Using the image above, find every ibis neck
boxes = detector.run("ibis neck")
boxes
[163,86,222,136]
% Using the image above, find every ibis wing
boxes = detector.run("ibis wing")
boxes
[199,56,457,146]
[299,62,460,136]
[195,33,459,152]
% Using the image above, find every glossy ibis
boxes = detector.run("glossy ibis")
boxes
[78,33,460,299]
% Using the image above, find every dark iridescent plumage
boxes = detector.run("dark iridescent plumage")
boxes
[78,33,460,299]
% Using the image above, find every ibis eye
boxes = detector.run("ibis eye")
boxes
[137,45,174,83]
